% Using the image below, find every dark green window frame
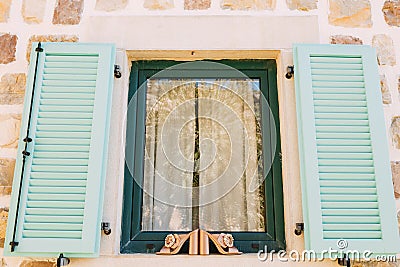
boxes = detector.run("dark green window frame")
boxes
[121,59,285,254]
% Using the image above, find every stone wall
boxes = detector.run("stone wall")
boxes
[0,0,399,266]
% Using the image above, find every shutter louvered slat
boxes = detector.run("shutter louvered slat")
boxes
[294,44,399,256]
[42,80,97,87]
[30,172,87,179]
[25,216,83,223]
[23,231,82,239]
[313,88,366,94]
[323,216,380,224]
[43,74,98,81]
[23,223,84,231]
[40,99,95,106]
[310,63,363,70]
[314,100,367,107]
[34,145,89,151]
[40,93,95,100]
[321,195,378,202]
[44,55,99,62]
[25,208,84,216]
[36,140,90,148]
[44,68,98,75]
[309,56,362,63]
[39,105,94,112]
[314,94,366,101]
[29,181,86,188]
[312,75,364,82]
[314,106,368,113]
[28,194,85,201]
[5,43,115,257]
[323,232,382,239]
[322,209,379,216]
[44,62,99,69]
[28,187,86,194]
[36,125,92,131]
[320,187,376,194]
[26,201,85,209]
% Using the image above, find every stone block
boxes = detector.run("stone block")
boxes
[221,0,275,10]
[383,0,400,27]
[0,73,26,105]
[0,34,16,64]
[372,34,396,66]
[381,75,392,104]
[286,0,317,11]
[0,159,15,196]
[52,0,84,25]
[0,0,11,23]
[22,0,47,23]
[144,0,174,9]
[185,0,211,9]
[0,114,21,149]
[330,35,363,44]
[95,0,128,11]
[328,0,372,28]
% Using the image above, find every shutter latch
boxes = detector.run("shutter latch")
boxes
[101,222,111,235]
[285,65,294,79]
[114,65,122,79]
[57,254,70,267]
[146,243,155,253]
[338,253,351,267]
[294,222,304,235]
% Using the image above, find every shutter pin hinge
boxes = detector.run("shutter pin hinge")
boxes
[23,137,32,143]
[101,222,111,235]
[114,65,122,79]
[294,222,304,235]
[22,150,30,156]
[35,42,43,52]
[285,65,294,79]
[9,241,19,252]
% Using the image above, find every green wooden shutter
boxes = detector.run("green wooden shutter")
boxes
[294,44,400,256]
[4,42,115,257]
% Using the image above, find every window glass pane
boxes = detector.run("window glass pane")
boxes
[142,79,195,231]
[198,80,265,232]
[142,79,265,232]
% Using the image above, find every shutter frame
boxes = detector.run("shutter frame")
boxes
[294,44,400,256]
[4,42,115,257]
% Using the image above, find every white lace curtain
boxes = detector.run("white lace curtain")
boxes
[142,79,265,232]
